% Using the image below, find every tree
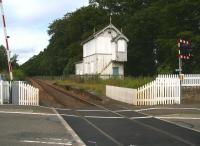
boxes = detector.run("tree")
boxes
[22,0,200,76]
[0,45,7,72]
[22,6,108,76]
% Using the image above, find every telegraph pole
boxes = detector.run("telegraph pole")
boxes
[0,0,13,80]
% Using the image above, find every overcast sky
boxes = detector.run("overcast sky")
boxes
[0,0,88,64]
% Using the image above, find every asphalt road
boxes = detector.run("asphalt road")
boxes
[58,106,200,146]
[0,106,80,146]
[0,105,199,146]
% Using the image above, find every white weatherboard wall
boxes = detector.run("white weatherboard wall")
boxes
[106,85,137,105]
[83,39,96,57]
[76,24,129,76]
[76,62,83,75]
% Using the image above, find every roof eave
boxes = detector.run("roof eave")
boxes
[81,23,129,45]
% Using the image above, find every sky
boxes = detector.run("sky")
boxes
[0,0,88,64]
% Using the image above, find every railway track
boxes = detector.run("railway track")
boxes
[30,78,96,108]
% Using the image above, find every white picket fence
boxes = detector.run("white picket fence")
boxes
[181,74,200,86]
[12,81,39,106]
[158,74,200,87]
[107,74,200,106]
[137,74,200,106]
[137,77,180,106]
[0,81,10,104]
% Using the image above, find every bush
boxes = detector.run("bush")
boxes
[13,69,26,81]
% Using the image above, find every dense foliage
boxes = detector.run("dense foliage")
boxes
[21,0,200,76]
[0,45,7,72]
[0,45,19,71]
[0,45,24,80]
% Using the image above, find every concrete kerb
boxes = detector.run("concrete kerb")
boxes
[53,109,86,146]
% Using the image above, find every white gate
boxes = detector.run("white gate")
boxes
[12,81,39,106]
[137,76,180,106]
[107,74,200,106]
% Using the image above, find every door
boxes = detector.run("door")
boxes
[113,67,119,76]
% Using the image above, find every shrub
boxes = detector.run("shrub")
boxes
[13,69,26,81]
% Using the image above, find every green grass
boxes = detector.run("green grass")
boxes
[56,77,154,96]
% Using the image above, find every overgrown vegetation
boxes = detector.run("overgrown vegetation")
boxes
[0,45,25,81]
[22,0,200,76]
[57,77,153,95]
[13,69,26,80]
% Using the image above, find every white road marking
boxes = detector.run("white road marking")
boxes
[0,111,56,116]
[77,109,106,112]
[45,138,69,141]
[53,109,86,146]
[130,116,153,119]
[135,107,200,112]
[52,107,200,113]
[39,105,54,109]
[115,109,135,112]
[0,110,122,119]
[84,115,124,119]
[0,109,199,120]
[60,114,79,117]
[20,140,72,145]
[38,106,200,113]
[122,106,200,134]
[54,107,71,111]
[156,116,200,120]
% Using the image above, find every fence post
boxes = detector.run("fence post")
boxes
[178,79,181,104]
[20,82,22,105]
[0,81,2,104]
[37,89,39,105]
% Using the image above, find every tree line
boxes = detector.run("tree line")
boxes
[21,0,200,76]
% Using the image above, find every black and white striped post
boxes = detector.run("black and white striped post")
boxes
[177,39,183,75]
[0,0,13,81]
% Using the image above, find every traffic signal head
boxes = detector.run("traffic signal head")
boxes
[178,38,191,59]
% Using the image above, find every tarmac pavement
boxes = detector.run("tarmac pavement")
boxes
[0,105,199,146]
[0,105,85,146]
[57,106,200,146]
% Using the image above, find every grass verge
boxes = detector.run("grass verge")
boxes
[56,77,154,96]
